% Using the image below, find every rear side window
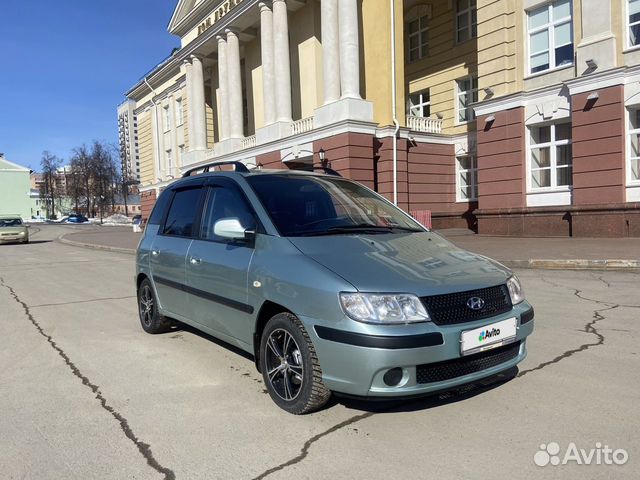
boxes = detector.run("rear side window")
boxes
[162,187,203,237]
[148,190,172,225]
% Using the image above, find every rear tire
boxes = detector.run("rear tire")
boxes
[260,312,330,414]
[137,278,171,334]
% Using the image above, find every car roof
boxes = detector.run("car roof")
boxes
[0,215,22,219]
[170,168,347,188]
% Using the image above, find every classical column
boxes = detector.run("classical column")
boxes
[338,0,361,99]
[273,0,292,122]
[321,0,340,104]
[190,55,207,150]
[259,1,276,125]
[226,29,244,139]
[217,35,230,141]
[184,59,195,150]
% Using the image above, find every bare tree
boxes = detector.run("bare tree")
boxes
[39,151,62,219]
[70,144,93,216]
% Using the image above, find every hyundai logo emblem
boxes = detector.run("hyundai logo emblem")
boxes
[467,297,485,310]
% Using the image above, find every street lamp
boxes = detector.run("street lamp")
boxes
[318,148,330,168]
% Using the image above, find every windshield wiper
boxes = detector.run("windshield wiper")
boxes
[297,224,395,236]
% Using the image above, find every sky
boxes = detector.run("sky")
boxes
[0,0,179,170]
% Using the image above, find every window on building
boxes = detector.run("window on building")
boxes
[456,76,478,123]
[407,7,429,62]
[456,156,478,201]
[528,122,572,190]
[629,0,640,48]
[176,98,184,126]
[166,149,173,172]
[408,90,431,117]
[456,0,477,43]
[163,105,171,131]
[628,109,640,182]
[527,0,573,75]
[178,145,185,166]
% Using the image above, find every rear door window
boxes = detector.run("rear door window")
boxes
[162,187,203,237]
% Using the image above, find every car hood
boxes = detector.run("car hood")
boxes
[288,232,511,296]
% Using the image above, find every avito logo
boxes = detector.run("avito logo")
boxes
[478,327,501,342]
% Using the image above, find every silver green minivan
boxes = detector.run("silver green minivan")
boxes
[136,163,534,414]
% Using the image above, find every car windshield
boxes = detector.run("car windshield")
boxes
[247,174,426,237]
[0,218,23,227]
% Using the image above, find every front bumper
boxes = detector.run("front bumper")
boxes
[0,234,28,243]
[301,302,534,397]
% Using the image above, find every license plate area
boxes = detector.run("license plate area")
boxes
[461,317,517,356]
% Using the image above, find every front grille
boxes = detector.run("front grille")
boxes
[416,341,521,384]
[421,284,512,326]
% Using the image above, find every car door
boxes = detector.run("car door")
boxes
[185,179,258,346]
[150,184,205,320]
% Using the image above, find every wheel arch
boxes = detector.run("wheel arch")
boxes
[253,300,292,372]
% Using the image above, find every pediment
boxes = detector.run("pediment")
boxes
[168,0,207,33]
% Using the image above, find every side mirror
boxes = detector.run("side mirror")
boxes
[213,218,255,243]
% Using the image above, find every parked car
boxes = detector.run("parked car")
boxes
[135,163,534,414]
[0,215,29,244]
[66,214,89,224]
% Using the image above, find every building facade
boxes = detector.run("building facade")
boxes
[0,154,32,219]
[117,99,141,183]
[123,0,640,237]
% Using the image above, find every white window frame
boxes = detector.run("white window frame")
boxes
[175,98,184,126]
[456,155,478,202]
[526,122,572,193]
[407,12,429,61]
[626,107,640,186]
[526,0,573,76]
[163,105,171,132]
[456,76,479,124]
[456,0,477,43]
[408,89,431,117]
[627,0,640,50]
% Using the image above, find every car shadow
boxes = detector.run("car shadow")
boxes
[329,367,520,414]
[169,320,255,362]
[26,240,53,245]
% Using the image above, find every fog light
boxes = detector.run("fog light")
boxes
[383,368,403,387]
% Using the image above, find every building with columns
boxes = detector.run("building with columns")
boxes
[124,0,640,237]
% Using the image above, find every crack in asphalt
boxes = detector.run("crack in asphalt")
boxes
[251,412,375,480]
[29,296,136,308]
[0,277,175,480]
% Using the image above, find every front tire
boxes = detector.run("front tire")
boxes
[137,278,171,334]
[260,313,330,414]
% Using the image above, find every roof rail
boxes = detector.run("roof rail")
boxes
[182,160,251,178]
[312,165,342,177]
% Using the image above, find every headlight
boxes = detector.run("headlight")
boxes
[506,275,525,304]
[339,292,430,324]
[19,232,25,236]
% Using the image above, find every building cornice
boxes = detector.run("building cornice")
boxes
[564,67,626,95]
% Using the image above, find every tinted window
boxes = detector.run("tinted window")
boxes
[0,218,22,227]
[200,186,256,241]
[247,175,424,237]
[162,187,203,237]
[148,189,173,225]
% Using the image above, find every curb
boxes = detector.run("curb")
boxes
[501,259,640,270]
[57,234,136,255]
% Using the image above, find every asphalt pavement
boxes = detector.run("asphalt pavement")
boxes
[0,224,638,479]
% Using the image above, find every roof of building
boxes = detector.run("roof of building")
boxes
[0,155,30,172]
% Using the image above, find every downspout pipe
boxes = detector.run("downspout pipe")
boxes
[390,0,399,206]
[144,77,161,182]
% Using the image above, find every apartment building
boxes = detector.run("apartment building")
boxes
[123,0,640,237]
[117,99,141,183]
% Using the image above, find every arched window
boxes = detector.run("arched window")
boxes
[405,5,432,62]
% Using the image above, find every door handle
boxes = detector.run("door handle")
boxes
[151,250,160,256]
[190,257,202,265]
